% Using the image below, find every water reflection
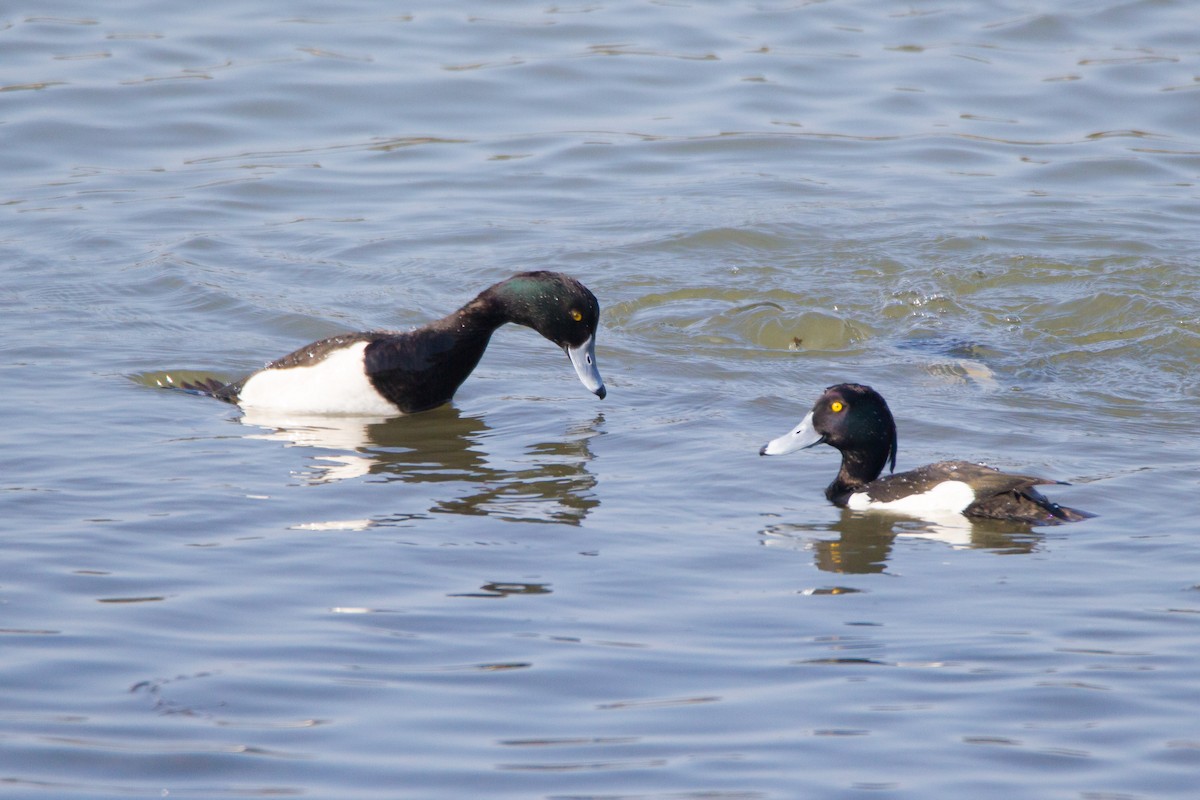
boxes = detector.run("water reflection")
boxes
[238,406,601,526]
[239,405,488,483]
[447,582,553,598]
[762,511,1039,574]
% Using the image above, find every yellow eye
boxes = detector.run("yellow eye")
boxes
[830,401,844,412]
[570,309,583,322]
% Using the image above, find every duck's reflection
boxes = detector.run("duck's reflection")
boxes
[761,511,1039,574]
[429,432,600,525]
[237,406,601,526]
[239,405,489,483]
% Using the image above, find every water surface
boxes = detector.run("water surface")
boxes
[3,1,1199,798]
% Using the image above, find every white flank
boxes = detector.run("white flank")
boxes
[236,342,401,416]
[847,480,975,515]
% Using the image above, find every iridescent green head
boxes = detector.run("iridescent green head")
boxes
[488,271,606,399]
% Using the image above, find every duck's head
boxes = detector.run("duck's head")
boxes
[760,383,897,476]
[492,271,606,399]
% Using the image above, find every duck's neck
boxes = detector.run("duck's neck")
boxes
[418,293,512,385]
[826,447,890,506]
[475,277,548,331]
[448,291,512,334]
[364,296,509,413]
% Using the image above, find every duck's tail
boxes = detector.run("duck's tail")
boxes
[1021,485,1095,525]
[1042,499,1096,523]
[148,372,240,404]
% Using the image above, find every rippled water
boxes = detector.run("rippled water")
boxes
[4,1,1200,798]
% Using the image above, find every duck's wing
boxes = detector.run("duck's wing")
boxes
[929,460,1095,525]
[861,461,1013,504]
[262,331,378,370]
[966,484,1095,524]
[867,461,1093,525]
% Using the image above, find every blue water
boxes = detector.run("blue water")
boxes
[3,1,1199,797]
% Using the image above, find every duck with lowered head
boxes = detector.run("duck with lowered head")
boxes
[177,271,606,415]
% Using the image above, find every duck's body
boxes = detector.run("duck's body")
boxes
[179,271,606,415]
[760,383,1092,525]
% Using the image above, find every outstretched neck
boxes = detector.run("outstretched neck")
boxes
[418,293,511,378]
[395,287,536,405]
[446,292,512,335]
[362,296,508,414]
[471,277,550,332]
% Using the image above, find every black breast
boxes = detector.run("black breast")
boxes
[362,326,493,414]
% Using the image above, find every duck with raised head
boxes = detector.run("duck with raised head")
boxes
[759,383,1092,525]
[178,271,606,415]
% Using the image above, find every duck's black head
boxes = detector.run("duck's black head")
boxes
[492,271,600,347]
[760,383,897,484]
[486,271,606,398]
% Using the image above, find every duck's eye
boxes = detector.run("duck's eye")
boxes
[830,401,844,413]
[570,309,583,322]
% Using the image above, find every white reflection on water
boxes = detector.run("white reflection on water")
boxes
[761,511,1039,574]
[236,405,604,526]
[240,409,395,483]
